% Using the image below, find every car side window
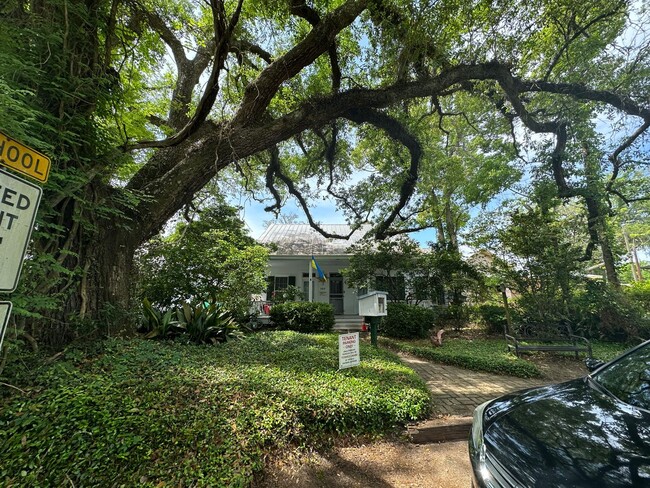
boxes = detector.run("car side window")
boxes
[593,345,650,410]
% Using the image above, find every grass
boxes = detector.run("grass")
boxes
[379,336,633,379]
[0,332,430,487]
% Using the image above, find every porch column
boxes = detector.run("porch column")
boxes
[308,258,313,302]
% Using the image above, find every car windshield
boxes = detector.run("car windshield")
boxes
[593,343,650,411]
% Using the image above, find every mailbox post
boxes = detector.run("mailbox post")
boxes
[358,291,388,347]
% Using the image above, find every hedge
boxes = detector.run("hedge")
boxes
[270,302,334,333]
[379,303,437,339]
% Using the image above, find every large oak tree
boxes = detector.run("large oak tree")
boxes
[2,0,649,345]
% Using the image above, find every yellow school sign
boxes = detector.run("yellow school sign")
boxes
[0,131,51,183]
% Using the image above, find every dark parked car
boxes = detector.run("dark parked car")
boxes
[469,340,650,487]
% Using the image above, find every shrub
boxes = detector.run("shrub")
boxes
[625,281,650,314]
[270,285,304,304]
[139,299,244,344]
[435,304,472,331]
[138,298,184,338]
[571,281,649,341]
[176,301,243,344]
[136,205,269,317]
[380,303,437,339]
[476,304,509,335]
[270,302,334,333]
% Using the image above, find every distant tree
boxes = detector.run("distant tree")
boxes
[344,238,420,302]
[471,193,589,323]
[136,205,268,317]
[263,213,304,228]
[615,197,650,282]
[344,238,483,305]
[416,244,485,306]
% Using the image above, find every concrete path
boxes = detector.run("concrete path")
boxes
[399,354,552,417]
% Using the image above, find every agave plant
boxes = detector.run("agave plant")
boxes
[140,298,185,339]
[176,300,243,344]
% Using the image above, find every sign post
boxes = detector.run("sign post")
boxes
[0,302,12,351]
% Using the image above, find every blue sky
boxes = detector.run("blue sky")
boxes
[236,193,438,246]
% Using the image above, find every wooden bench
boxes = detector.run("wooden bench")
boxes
[506,323,592,359]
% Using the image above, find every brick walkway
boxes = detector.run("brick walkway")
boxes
[399,354,552,416]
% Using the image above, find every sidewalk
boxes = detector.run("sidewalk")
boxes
[398,353,569,443]
[399,353,554,417]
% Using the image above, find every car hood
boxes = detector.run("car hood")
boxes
[484,378,650,487]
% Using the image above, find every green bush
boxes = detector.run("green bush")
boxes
[476,304,509,335]
[625,281,650,314]
[138,298,184,338]
[270,285,304,304]
[270,302,334,333]
[176,301,243,344]
[139,299,244,344]
[572,281,649,341]
[435,304,472,331]
[0,334,429,487]
[380,303,437,339]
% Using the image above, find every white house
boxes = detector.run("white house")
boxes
[257,224,370,325]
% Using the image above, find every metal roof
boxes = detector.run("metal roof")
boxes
[258,224,373,255]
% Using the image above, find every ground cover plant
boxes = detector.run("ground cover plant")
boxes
[0,332,430,487]
[380,337,541,378]
[381,337,632,379]
[587,341,632,362]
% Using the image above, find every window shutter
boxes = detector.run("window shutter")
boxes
[266,276,275,298]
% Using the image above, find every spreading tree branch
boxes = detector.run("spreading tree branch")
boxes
[264,146,361,239]
[543,2,626,80]
[231,0,366,127]
[343,108,422,239]
[127,0,244,150]
[606,119,650,194]
[126,61,650,242]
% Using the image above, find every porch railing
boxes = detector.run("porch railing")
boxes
[250,300,272,316]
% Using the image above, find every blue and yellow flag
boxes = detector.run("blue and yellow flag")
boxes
[311,255,327,281]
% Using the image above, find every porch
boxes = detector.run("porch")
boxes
[251,300,364,331]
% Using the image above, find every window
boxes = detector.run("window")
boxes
[375,275,406,301]
[266,275,296,297]
[413,276,430,301]
[593,343,650,410]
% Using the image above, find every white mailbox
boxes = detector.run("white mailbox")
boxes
[358,291,388,317]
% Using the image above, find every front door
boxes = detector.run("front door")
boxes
[329,273,344,314]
